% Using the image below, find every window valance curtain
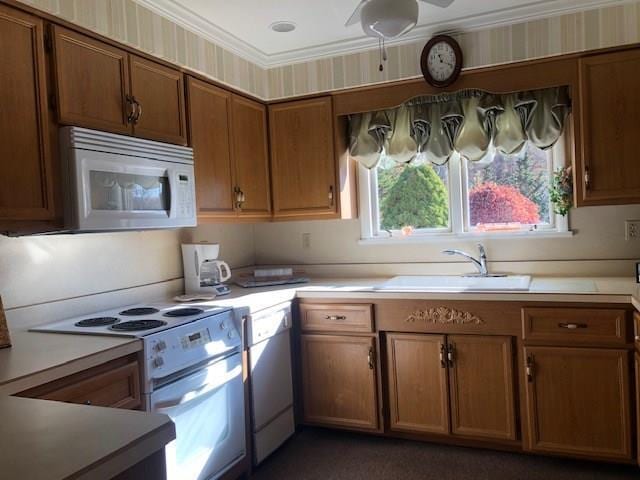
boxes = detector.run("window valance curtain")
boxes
[348,86,571,169]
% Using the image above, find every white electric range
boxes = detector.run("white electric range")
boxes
[31,302,246,480]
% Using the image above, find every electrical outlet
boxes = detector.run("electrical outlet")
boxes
[625,220,640,240]
[302,233,311,249]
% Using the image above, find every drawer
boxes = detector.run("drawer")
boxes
[522,307,629,346]
[19,357,141,409]
[299,304,373,333]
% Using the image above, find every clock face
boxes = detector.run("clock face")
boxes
[420,35,463,88]
[427,41,457,83]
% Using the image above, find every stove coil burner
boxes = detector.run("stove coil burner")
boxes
[163,307,205,317]
[75,317,120,327]
[110,320,167,332]
[119,307,160,316]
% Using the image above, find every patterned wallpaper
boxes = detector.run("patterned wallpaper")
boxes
[15,0,640,100]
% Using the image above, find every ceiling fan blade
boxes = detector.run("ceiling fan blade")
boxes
[345,0,369,27]
[420,0,455,7]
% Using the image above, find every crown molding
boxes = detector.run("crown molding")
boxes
[132,0,631,69]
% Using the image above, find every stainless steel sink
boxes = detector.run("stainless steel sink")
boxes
[375,275,532,292]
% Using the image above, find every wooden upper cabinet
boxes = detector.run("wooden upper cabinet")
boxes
[268,97,337,219]
[524,346,632,461]
[129,55,187,145]
[52,26,131,134]
[0,5,55,226]
[300,334,378,430]
[229,95,271,218]
[186,77,235,218]
[386,334,449,435]
[578,49,640,205]
[448,335,516,441]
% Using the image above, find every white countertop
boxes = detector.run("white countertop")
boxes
[0,395,175,480]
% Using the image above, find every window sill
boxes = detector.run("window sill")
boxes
[358,230,574,245]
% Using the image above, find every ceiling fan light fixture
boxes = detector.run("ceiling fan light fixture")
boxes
[360,0,419,39]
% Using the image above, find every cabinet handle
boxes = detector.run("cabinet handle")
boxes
[446,343,454,367]
[134,98,142,123]
[325,315,346,321]
[84,400,92,406]
[328,186,334,206]
[635,335,640,342]
[126,95,136,124]
[526,355,534,383]
[558,322,587,329]
[439,343,446,368]
[367,346,375,370]
[234,187,245,209]
[584,167,590,190]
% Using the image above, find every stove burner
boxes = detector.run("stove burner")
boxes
[75,317,120,327]
[119,307,160,316]
[163,307,205,317]
[110,320,166,332]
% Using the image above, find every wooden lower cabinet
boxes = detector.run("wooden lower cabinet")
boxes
[386,333,516,441]
[636,351,640,466]
[386,334,449,434]
[448,335,516,441]
[18,355,142,410]
[523,346,632,461]
[300,334,378,430]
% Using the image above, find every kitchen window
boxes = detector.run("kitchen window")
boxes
[359,136,569,242]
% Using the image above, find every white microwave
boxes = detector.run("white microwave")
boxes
[60,127,197,232]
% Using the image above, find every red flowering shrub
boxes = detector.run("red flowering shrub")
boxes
[469,182,540,225]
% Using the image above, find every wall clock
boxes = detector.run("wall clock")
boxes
[420,35,463,88]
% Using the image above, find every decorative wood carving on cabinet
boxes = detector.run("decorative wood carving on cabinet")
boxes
[406,307,484,325]
[523,346,632,461]
[18,355,142,410]
[0,4,57,229]
[268,97,338,220]
[51,26,187,145]
[187,76,271,221]
[577,49,640,206]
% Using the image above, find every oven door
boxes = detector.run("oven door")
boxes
[69,148,196,231]
[149,352,245,480]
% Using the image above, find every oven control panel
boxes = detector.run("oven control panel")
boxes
[142,309,240,393]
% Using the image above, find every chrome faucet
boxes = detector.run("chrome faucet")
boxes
[442,244,490,277]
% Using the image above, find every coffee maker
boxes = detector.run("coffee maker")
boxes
[182,243,232,296]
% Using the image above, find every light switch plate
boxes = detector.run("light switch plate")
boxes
[625,220,640,240]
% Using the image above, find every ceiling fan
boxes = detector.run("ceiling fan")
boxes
[345,0,455,40]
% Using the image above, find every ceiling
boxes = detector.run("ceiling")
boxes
[135,0,626,67]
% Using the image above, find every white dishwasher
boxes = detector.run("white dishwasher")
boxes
[247,303,295,464]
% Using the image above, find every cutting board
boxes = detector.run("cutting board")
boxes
[0,296,10,348]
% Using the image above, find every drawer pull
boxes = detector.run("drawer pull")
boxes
[325,315,347,321]
[558,322,587,329]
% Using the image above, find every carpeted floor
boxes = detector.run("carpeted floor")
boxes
[251,428,639,480]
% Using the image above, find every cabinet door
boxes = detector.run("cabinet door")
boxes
[524,346,632,460]
[301,334,378,430]
[578,50,640,205]
[268,97,337,219]
[230,95,271,218]
[448,335,516,441]
[130,55,187,145]
[186,77,235,219]
[636,351,640,466]
[0,5,55,224]
[52,26,130,134]
[386,334,449,434]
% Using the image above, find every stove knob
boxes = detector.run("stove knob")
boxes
[155,340,167,352]
[153,357,164,368]
[219,322,226,330]
[227,330,235,339]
